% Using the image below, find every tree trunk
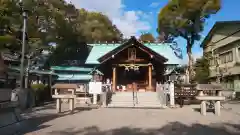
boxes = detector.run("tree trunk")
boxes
[186,40,194,83]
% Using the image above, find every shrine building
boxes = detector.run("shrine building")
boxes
[84,36,182,92]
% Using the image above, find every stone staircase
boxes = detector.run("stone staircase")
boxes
[107,92,164,108]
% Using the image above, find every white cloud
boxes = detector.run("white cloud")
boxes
[65,0,151,38]
[194,51,203,60]
[149,2,160,8]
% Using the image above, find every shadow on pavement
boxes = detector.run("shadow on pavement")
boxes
[192,108,215,113]
[46,122,240,135]
[17,107,94,134]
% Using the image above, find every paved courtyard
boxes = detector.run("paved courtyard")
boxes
[14,102,240,135]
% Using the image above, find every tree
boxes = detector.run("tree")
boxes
[139,33,156,43]
[48,7,123,65]
[0,0,123,68]
[175,65,187,74]
[0,0,22,76]
[157,0,221,82]
[79,9,123,43]
[194,56,209,83]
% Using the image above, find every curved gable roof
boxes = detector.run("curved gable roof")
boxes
[85,38,182,65]
[98,37,168,63]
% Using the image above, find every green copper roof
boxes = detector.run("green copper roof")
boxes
[51,66,93,72]
[86,44,120,64]
[56,74,92,81]
[85,43,182,65]
[8,66,57,75]
[30,70,57,75]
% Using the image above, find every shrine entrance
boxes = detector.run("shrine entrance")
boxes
[97,37,167,92]
[115,64,151,92]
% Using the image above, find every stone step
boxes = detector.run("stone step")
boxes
[134,105,164,108]
[111,100,161,104]
[109,101,134,104]
[110,100,161,103]
[108,92,163,108]
[112,92,158,96]
[107,104,134,108]
[107,104,164,108]
[110,100,161,104]
[112,93,158,97]
[111,96,160,99]
[108,101,163,106]
[112,95,158,97]
[111,97,159,100]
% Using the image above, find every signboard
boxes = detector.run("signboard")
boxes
[89,82,102,94]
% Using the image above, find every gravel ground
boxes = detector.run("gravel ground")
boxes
[12,102,240,135]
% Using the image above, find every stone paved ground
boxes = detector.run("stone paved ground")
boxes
[13,102,240,135]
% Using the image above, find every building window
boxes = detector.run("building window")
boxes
[209,58,216,66]
[219,51,233,64]
[209,55,218,66]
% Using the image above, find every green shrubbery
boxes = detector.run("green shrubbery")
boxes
[31,84,46,91]
[31,84,51,105]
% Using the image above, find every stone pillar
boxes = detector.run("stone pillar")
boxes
[56,99,61,113]
[112,67,116,91]
[93,94,97,104]
[69,98,74,111]
[169,81,175,107]
[101,92,107,107]
[148,64,152,90]
[215,101,221,116]
[201,101,207,116]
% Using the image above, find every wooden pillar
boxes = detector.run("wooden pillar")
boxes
[148,64,152,90]
[112,67,116,91]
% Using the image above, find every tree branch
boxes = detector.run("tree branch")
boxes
[177,29,188,39]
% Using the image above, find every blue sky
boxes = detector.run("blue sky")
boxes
[123,0,240,61]
[67,0,240,62]
[124,0,240,61]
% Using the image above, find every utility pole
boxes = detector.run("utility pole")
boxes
[19,0,27,89]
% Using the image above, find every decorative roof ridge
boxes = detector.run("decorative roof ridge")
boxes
[87,43,121,46]
[51,65,92,67]
[87,43,172,46]
[56,73,91,75]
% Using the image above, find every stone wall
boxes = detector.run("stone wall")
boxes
[0,89,12,102]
